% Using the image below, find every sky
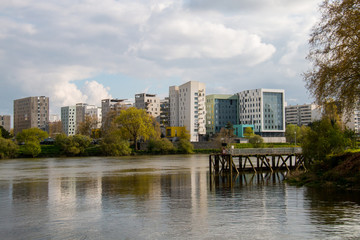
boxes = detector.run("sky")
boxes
[0,0,323,116]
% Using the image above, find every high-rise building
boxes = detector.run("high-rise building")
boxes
[205,94,238,136]
[169,81,206,142]
[135,93,160,119]
[285,104,321,126]
[160,97,170,129]
[237,89,285,139]
[13,96,49,135]
[0,115,11,132]
[61,106,76,136]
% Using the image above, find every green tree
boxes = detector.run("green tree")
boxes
[147,138,175,154]
[16,128,48,143]
[55,134,91,156]
[302,117,352,163]
[21,141,41,157]
[249,135,264,148]
[177,129,194,153]
[243,127,254,139]
[114,107,157,151]
[0,126,12,139]
[101,130,132,156]
[0,137,18,159]
[16,128,48,158]
[285,124,300,144]
[304,0,360,116]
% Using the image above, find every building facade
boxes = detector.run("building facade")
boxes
[0,115,11,132]
[206,94,238,136]
[135,93,160,119]
[285,104,321,126]
[101,99,132,126]
[345,109,360,133]
[76,103,102,129]
[169,81,206,142]
[13,96,49,135]
[237,89,285,138]
[61,106,76,136]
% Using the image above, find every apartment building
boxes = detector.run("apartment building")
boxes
[237,89,285,140]
[101,98,132,126]
[160,97,170,129]
[61,106,76,136]
[285,104,321,126]
[135,93,160,119]
[169,81,206,142]
[205,94,238,136]
[76,103,102,129]
[13,96,49,135]
[344,109,360,133]
[0,115,11,132]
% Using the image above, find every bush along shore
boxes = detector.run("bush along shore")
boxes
[286,151,360,190]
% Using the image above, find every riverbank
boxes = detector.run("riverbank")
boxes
[286,152,360,190]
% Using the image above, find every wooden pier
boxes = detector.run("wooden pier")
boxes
[209,147,305,174]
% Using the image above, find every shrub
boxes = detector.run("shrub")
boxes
[101,130,132,156]
[147,138,175,154]
[249,135,264,148]
[0,138,18,159]
[21,140,41,157]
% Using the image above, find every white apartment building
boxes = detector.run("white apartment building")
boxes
[285,104,321,126]
[237,89,285,141]
[169,81,206,142]
[61,106,76,136]
[85,105,102,129]
[345,109,360,133]
[135,93,160,119]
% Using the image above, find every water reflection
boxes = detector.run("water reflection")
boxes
[0,156,359,239]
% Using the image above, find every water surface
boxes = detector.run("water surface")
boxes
[0,155,359,239]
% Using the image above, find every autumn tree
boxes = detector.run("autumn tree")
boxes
[114,107,158,151]
[304,0,360,117]
[49,121,62,138]
[77,115,98,137]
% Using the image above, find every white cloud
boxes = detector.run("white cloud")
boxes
[82,81,112,106]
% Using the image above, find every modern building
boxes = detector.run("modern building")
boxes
[237,89,285,141]
[233,124,254,138]
[76,103,102,129]
[160,97,170,129]
[169,81,206,142]
[344,109,360,133]
[101,99,132,126]
[0,115,11,132]
[135,93,160,119]
[13,96,49,135]
[285,104,321,126]
[61,106,76,136]
[206,94,238,136]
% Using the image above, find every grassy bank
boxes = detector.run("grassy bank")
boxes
[286,151,360,190]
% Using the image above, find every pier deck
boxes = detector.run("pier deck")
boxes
[209,148,304,174]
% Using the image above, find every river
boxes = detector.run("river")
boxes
[0,155,359,239]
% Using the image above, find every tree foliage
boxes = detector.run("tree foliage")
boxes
[304,0,360,116]
[301,117,353,163]
[114,107,158,151]
[49,121,62,138]
[147,138,175,154]
[21,141,41,157]
[249,135,264,148]
[0,126,12,139]
[16,128,48,143]
[177,128,194,153]
[77,115,99,137]
[55,134,91,156]
[243,127,254,139]
[0,137,18,159]
[100,130,132,156]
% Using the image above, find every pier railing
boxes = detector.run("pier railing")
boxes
[228,147,302,155]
